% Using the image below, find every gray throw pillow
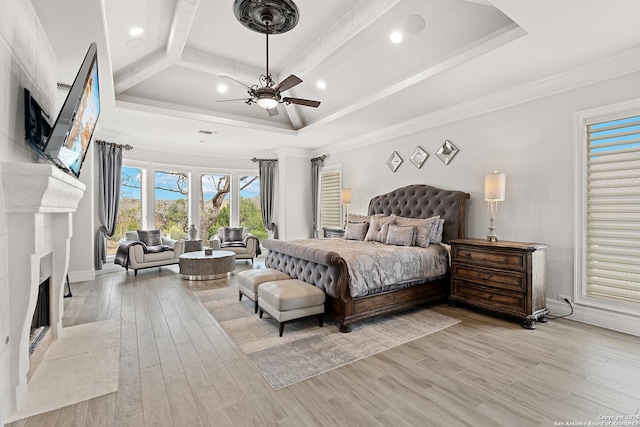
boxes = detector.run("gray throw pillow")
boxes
[428,219,445,244]
[137,229,162,246]
[344,222,369,240]
[364,215,396,243]
[347,213,371,224]
[395,216,439,248]
[385,225,416,246]
[222,227,244,242]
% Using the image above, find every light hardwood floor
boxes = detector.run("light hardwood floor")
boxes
[9,259,640,427]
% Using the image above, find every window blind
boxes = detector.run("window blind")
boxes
[586,115,640,303]
[320,168,341,229]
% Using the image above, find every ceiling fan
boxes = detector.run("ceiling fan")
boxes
[218,0,321,117]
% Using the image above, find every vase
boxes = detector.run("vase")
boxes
[188,224,197,240]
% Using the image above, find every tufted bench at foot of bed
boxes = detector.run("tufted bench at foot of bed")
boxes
[258,279,325,337]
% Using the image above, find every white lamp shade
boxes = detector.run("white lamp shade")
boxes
[340,187,352,204]
[485,171,506,201]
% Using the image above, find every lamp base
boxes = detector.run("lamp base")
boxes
[487,235,498,243]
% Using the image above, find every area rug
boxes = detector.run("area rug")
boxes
[196,286,459,390]
[7,319,120,423]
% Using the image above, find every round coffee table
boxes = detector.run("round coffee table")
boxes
[179,250,235,280]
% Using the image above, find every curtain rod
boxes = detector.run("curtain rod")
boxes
[251,157,278,162]
[95,140,133,151]
[311,155,326,162]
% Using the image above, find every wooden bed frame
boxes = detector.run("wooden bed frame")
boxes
[263,184,470,332]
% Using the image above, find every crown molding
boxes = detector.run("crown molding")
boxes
[321,46,640,155]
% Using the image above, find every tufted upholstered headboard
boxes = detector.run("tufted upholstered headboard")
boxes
[368,184,470,243]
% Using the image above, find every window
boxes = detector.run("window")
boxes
[239,174,267,240]
[108,166,142,256]
[154,170,189,240]
[108,162,261,261]
[199,173,231,240]
[320,166,342,229]
[576,101,640,312]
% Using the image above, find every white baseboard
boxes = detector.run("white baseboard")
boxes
[546,298,640,338]
[67,269,95,283]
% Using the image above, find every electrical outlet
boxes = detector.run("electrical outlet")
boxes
[558,294,571,303]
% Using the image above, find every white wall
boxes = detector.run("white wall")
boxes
[0,0,57,423]
[325,71,640,331]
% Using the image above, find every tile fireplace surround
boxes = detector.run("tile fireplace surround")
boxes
[0,162,85,423]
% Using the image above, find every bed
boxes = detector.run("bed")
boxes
[263,184,470,332]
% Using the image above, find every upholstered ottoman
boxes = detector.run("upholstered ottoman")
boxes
[237,268,291,313]
[258,279,325,337]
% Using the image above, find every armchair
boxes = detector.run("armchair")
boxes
[209,227,261,264]
[114,230,185,276]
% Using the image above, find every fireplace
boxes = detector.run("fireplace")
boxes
[1,162,86,420]
[29,277,50,355]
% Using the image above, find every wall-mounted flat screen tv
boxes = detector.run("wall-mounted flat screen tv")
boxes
[44,42,100,178]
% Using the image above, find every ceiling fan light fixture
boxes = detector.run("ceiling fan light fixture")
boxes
[257,97,279,109]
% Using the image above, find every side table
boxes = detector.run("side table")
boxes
[323,227,345,238]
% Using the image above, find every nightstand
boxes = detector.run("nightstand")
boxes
[449,238,549,329]
[323,227,345,239]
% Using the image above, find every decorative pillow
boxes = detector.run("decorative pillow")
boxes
[428,218,445,244]
[364,215,396,243]
[344,222,369,240]
[385,225,416,247]
[137,229,162,246]
[395,216,439,248]
[347,213,371,224]
[221,227,244,242]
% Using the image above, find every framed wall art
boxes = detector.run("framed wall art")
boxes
[386,151,403,172]
[436,140,459,165]
[409,146,428,169]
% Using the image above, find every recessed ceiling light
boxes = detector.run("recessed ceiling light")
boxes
[217,84,228,93]
[390,31,403,44]
[316,81,326,90]
[129,27,144,37]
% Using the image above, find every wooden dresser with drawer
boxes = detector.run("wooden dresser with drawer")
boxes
[449,238,549,329]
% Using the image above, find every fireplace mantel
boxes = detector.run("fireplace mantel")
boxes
[1,162,85,213]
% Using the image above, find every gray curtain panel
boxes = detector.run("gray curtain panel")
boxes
[95,143,123,270]
[259,160,278,239]
[311,157,324,238]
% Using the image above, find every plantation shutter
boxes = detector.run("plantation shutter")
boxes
[585,114,640,303]
[320,168,341,229]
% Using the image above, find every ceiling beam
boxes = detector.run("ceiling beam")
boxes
[114,50,172,94]
[166,0,201,61]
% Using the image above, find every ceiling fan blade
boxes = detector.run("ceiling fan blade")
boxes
[267,107,279,117]
[219,75,253,90]
[283,97,321,108]
[216,98,253,103]
[273,74,302,92]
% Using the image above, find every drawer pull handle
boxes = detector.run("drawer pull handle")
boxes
[480,274,493,281]
[503,257,508,262]
[480,293,493,300]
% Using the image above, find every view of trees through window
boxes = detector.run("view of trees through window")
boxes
[155,170,189,240]
[107,166,142,256]
[239,175,266,240]
[107,167,266,257]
